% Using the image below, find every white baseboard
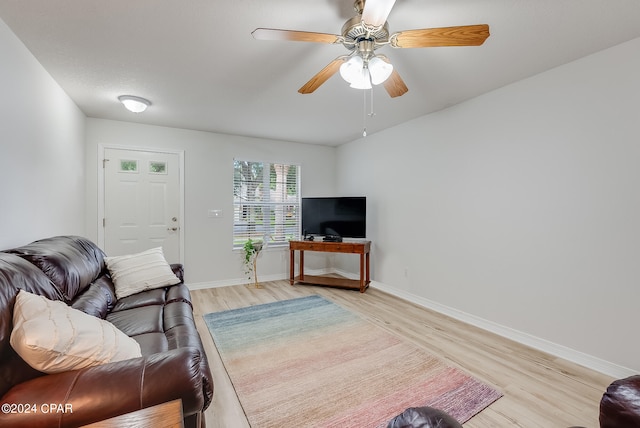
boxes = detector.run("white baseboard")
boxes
[188,269,634,379]
[186,268,333,291]
[187,273,288,290]
[370,280,635,379]
[187,278,247,290]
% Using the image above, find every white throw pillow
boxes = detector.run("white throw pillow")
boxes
[10,290,141,374]
[104,247,181,299]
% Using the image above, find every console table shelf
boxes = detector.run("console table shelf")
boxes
[289,240,371,293]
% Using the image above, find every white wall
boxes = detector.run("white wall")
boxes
[337,37,640,376]
[85,119,336,285]
[0,17,86,249]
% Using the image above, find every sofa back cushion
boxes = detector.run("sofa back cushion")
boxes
[7,236,106,302]
[0,253,65,397]
[71,275,117,319]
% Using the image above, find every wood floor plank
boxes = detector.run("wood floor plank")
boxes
[192,281,613,427]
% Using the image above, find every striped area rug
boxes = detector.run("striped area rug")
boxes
[204,295,501,427]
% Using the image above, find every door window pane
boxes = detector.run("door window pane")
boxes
[149,161,167,174]
[119,160,138,172]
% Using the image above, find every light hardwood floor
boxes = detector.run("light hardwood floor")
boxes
[191,281,613,428]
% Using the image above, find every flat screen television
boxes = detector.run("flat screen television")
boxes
[301,197,366,239]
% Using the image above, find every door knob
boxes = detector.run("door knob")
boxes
[167,227,178,232]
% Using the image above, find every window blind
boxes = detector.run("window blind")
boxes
[233,159,301,249]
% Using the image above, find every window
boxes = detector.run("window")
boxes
[233,160,300,249]
[119,160,138,172]
[149,161,167,174]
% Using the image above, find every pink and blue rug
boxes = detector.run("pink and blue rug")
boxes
[204,295,502,427]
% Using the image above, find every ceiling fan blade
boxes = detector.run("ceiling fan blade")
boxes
[361,0,397,28]
[383,69,408,98]
[376,55,407,98]
[392,24,490,48]
[252,28,341,44]
[298,57,346,94]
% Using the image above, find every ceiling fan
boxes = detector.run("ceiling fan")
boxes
[252,0,490,98]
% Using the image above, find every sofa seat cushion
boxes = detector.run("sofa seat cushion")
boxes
[107,305,164,337]
[10,290,141,374]
[104,247,181,299]
[130,332,171,355]
[108,298,197,355]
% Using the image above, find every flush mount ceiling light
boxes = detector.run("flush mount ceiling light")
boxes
[118,95,151,113]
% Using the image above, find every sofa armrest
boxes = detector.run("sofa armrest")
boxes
[170,263,184,283]
[0,347,205,428]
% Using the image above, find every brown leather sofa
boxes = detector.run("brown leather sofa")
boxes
[599,375,640,427]
[0,236,213,428]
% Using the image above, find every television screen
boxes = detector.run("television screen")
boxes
[301,197,366,238]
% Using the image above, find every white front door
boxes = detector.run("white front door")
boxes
[103,148,182,263]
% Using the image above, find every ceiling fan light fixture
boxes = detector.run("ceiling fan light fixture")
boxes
[339,55,364,84]
[368,56,393,85]
[349,67,372,89]
[340,55,372,89]
[118,95,151,113]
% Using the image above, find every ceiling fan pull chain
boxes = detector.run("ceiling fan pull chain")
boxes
[369,87,376,118]
[362,89,367,137]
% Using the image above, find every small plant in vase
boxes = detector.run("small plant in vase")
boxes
[243,238,264,288]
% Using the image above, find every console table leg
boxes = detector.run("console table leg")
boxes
[359,253,365,293]
[299,250,305,281]
[366,252,370,284]
[289,249,295,285]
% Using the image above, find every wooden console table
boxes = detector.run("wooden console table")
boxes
[289,240,371,293]
[81,399,183,428]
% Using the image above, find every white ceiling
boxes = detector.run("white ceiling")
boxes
[1,0,640,146]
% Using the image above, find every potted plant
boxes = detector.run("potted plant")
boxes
[242,238,263,288]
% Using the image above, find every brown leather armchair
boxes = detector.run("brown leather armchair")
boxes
[599,375,640,427]
[387,407,463,428]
